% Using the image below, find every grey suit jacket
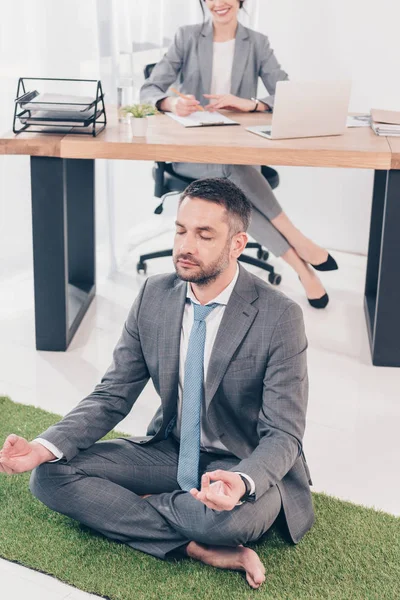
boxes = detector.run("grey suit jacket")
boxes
[140,21,289,109]
[38,265,314,544]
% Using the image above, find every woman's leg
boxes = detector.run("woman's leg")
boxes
[173,162,327,300]
[271,212,329,266]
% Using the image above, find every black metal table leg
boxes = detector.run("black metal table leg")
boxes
[30,157,95,351]
[364,169,400,366]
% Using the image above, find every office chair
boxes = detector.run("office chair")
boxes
[137,64,282,285]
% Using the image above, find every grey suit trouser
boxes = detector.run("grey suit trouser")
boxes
[29,437,282,560]
[172,162,291,258]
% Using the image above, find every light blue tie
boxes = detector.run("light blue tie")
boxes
[177,301,219,491]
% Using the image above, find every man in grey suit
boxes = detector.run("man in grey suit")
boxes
[0,178,314,589]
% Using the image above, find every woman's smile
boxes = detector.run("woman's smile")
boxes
[213,7,231,17]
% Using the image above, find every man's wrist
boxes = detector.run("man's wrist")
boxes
[30,441,57,463]
[238,474,252,502]
[238,475,247,499]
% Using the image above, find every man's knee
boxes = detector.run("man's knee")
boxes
[189,512,249,547]
[221,164,233,178]
[193,488,282,546]
[29,462,73,510]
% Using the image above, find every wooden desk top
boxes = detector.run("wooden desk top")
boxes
[0,108,394,170]
[387,138,400,170]
[0,130,63,157]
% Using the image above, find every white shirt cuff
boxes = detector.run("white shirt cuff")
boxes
[34,438,64,462]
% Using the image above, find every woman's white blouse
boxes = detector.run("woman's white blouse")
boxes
[210,39,236,95]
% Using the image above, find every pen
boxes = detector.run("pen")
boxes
[170,87,205,111]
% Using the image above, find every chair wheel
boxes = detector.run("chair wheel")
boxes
[268,273,282,285]
[136,262,147,274]
[259,250,270,261]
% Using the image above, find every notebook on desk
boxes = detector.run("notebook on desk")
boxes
[166,111,239,127]
[370,109,400,136]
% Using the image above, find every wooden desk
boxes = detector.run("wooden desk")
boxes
[57,111,392,169]
[1,111,399,366]
[388,137,400,170]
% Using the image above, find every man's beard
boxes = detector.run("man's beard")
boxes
[173,242,231,286]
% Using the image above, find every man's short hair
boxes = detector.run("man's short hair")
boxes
[179,178,252,235]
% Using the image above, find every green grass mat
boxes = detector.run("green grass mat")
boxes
[0,396,399,600]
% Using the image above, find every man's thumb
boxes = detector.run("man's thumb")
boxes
[4,434,19,449]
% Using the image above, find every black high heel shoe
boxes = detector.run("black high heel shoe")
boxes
[298,276,329,309]
[308,293,329,309]
[310,254,338,272]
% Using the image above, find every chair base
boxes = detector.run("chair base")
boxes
[137,243,282,286]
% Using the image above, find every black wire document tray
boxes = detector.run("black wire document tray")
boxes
[13,77,107,136]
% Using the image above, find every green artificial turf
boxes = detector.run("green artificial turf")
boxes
[0,396,399,600]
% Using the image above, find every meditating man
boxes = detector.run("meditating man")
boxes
[0,178,314,589]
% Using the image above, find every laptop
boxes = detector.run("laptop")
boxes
[247,80,352,140]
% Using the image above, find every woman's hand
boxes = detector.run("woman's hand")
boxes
[159,95,202,116]
[204,94,256,113]
[172,95,202,117]
[0,434,56,475]
[190,470,246,511]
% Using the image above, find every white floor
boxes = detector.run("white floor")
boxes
[1,236,399,599]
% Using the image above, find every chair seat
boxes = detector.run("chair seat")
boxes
[153,163,280,196]
[153,163,194,194]
[261,165,280,190]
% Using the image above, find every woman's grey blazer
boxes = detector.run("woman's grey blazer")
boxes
[140,20,288,109]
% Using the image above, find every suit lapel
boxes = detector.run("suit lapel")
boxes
[158,277,186,408]
[197,21,214,96]
[230,22,250,97]
[205,265,258,409]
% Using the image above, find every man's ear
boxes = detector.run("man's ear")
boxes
[231,232,248,258]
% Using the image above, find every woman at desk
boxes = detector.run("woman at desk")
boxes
[141,0,337,308]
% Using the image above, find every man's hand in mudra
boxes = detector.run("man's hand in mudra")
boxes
[190,470,246,511]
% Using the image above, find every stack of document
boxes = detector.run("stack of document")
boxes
[370,109,400,137]
[19,93,99,127]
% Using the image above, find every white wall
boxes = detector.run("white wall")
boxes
[254,0,400,254]
[0,0,104,280]
[1,0,399,282]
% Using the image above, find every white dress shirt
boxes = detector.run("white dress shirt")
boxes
[35,264,255,495]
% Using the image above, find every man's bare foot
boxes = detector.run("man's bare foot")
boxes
[186,541,266,589]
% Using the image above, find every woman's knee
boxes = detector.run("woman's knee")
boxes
[221,164,258,181]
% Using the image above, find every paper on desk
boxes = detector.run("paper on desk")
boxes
[166,111,239,127]
[20,93,96,112]
[346,114,371,127]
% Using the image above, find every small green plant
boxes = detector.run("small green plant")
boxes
[121,103,159,118]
